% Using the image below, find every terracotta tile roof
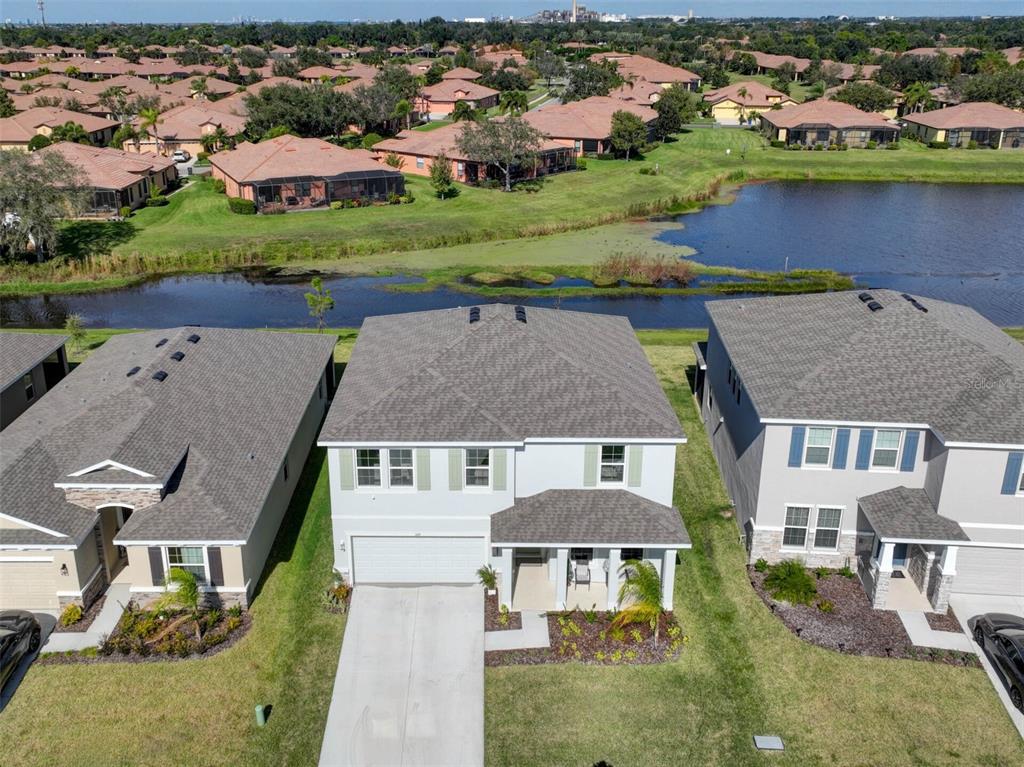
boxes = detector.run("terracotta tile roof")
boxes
[299,65,346,80]
[11,88,101,111]
[373,122,564,163]
[420,79,498,102]
[759,100,893,129]
[478,49,528,67]
[1004,47,1022,66]
[904,46,977,58]
[726,50,812,73]
[161,76,239,99]
[608,78,665,106]
[902,102,1024,131]
[522,96,656,140]
[0,106,117,139]
[38,141,175,190]
[77,74,165,97]
[336,61,380,80]
[589,52,700,84]
[244,76,309,95]
[141,102,247,140]
[209,135,397,183]
[703,80,794,107]
[442,67,482,80]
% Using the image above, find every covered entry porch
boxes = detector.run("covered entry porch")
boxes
[490,489,691,612]
[856,486,969,613]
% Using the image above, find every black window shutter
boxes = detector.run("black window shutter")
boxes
[147,547,164,585]
[207,547,225,587]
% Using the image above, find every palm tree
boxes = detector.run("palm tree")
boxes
[904,81,934,113]
[190,76,209,100]
[392,98,413,130]
[612,559,665,646]
[138,107,163,154]
[210,125,232,151]
[199,133,217,154]
[450,99,478,122]
[736,86,750,125]
[498,90,529,116]
[157,567,203,641]
[50,121,91,145]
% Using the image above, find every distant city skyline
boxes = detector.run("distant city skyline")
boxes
[3,0,1021,24]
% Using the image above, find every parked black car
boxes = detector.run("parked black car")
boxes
[972,613,1024,711]
[0,610,42,691]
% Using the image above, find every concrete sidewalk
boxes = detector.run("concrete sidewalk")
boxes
[484,610,550,651]
[897,610,975,652]
[42,583,131,653]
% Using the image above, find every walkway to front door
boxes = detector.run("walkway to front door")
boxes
[318,585,484,767]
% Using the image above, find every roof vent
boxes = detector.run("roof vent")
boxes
[155,337,168,348]
[187,333,201,344]
[901,293,914,301]
[910,299,928,313]
[152,370,168,382]
[867,301,883,312]
[514,305,527,323]
[857,292,874,303]
[170,351,185,361]
[468,307,480,324]
[127,366,141,377]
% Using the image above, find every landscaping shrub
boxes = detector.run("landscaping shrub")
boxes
[476,565,497,590]
[885,142,900,150]
[813,144,824,151]
[400,191,415,204]
[145,195,168,207]
[826,144,838,151]
[839,143,849,150]
[764,560,817,605]
[837,565,855,579]
[866,140,878,149]
[387,192,401,205]
[814,566,830,580]
[361,132,383,149]
[329,200,343,210]
[928,140,949,149]
[196,151,209,162]
[785,143,802,150]
[59,602,83,627]
[208,177,226,194]
[575,157,587,170]
[817,599,836,613]
[227,196,256,215]
[770,139,785,148]
[118,206,132,218]
[754,558,769,573]
[967,139,979,150]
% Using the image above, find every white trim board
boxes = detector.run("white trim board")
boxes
[0,511,71,539]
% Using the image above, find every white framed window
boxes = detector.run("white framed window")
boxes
[803,427,834,467]
[416,157,425,169]
[388,448,414,487]
[165,546,207,584]
[782,506,810,548]
[356,449,382,487]
[600,445,626,483]
[465,448,491,488]
[871,429,902,469]
[22,373,34,402]
[813,507,842,550]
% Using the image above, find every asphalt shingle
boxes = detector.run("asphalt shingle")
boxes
[0,332,67,391]
[858,486,969,542]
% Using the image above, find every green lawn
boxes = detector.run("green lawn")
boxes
[4,128,1023,295]
[1,329,1021,766]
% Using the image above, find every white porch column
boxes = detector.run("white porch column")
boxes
[878,541,895,572]
[498,547,513,608]
[661,549,677,611]
[547,548,557,582]
[938,545,958,575]
[606,548,621,610]
[555,547,569,609]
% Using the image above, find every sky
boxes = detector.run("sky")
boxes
[2,0,1021,24]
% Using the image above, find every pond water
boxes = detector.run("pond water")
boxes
[1,181,1021,329]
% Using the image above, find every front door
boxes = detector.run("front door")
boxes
[892,543,908,568]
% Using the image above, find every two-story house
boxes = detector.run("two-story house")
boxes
[318,305,691,611]
[695,290,1024,613]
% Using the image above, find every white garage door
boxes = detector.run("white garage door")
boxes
[352,536,485,584]
[953,547,1024,597]
[0,560,58,610]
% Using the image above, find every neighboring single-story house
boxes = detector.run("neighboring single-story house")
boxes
[608,78,667,107]
[416,79,499,120]
[0,332,69,431]
[159,76,239,101]
[210,135,405,209]
[318,305,691,611]
[0,107,118,151]
[759,100,899,147]
[824,81,905,120]
[904,47,977,59]
[477,48,528,68]
[373,122,575,184]
[522,96,657,155]
[703,81,797,124]
[38,141,178,214]
[589,52,701,91]
[0,328,336,612]
[124,102,248,157]
[727,51,811,79]
[442,66,483,81]
[9,88,105,115]
[901,102,1024,149]
[298,66,347,83]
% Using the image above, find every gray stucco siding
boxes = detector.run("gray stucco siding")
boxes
[935,446,1024,528]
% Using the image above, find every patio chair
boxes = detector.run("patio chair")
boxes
[574,563,591,590]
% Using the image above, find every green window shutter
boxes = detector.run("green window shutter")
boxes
[448,448,463,491]
[338,449,354,491]
[416,449,431,491]
[493,449,507,491]
[627,445,643,487]
[583,444,598,487]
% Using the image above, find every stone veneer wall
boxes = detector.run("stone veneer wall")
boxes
[907,544,936,597]
[64,487,162,511]
[748,529,858,569]
[131,589,249,610]
[857,556,891,608]
[926,561,955,613]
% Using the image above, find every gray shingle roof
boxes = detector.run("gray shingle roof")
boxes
[706,290,1024,445]
[858,486,969,542]
[0,332,67,391]
[319,304,684,443]
[491,489,690,546]
[0,328,335,547]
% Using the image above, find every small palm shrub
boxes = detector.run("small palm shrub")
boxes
[817,599,835,614]
[59,602,83,627]
[764,560,817,605]
[476,565,497,590]
[754,558,769,573]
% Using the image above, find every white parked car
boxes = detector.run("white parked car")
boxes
[172,150,191,163]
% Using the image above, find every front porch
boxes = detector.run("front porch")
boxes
[507,561,609,612]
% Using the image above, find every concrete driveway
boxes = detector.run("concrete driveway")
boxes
[319,586,483,767]
[950,593,1024,739]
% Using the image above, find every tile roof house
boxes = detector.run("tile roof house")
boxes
[759,100,898,147]
[0,328,336,612]
[126,102,247,157]
[442,66,483,81]
[0,107,118,150]
[703,81,796,125]
[589,52,701,90]
[695,290,1024,613]
[318,305,690,610]
[522,96,657,155]
[416,78,499,119]
[608,78,667,107]
[38,141,178,214]
[210,135,405,209]
[902,102,1024,149]
[0,332,68,430]
[9,87,104,115]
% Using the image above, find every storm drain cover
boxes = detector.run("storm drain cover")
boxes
[753,735,785,751]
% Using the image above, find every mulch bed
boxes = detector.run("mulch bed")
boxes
[926,609,963,633]
[484,592,522,631]
[52,595,106,634]
[750,568,979,668]
[485,608,686,667]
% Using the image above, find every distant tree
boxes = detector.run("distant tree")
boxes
[455,116,545,192]
[190,77,209,99]
[392,98,413,130]
[49,121,92,145]
[27,134,52,151]
[374,63,421,104]
[225,60,243,84]
[296,45,332,68]
[116,44,141,63]
[498,90,528,115]
[305,277,335,333]
[562,61,621,102]
[454,47,473,68]
[63,65,80,77]
[271,58,300,78]
[697,63,730,89]
[64,314,86,352]
[425,61,447,86]
[534,51,564,88]
[652,85,699,139]
[903,81,935,113]
[830,81,896,113]
[729,52,758,75]
[245,83,357,138]
[139,107,163,154]
[449,99,479,122]
[112,123,140,151]
[482,67,531,92]
[261,125,292,140]
[609,110,647,161]
[0,89,15,118]
[429,151,457,199]
[775,61,797,83]
[237,46,268,69]
[770,75,792,95]
[957,68,1024,110]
